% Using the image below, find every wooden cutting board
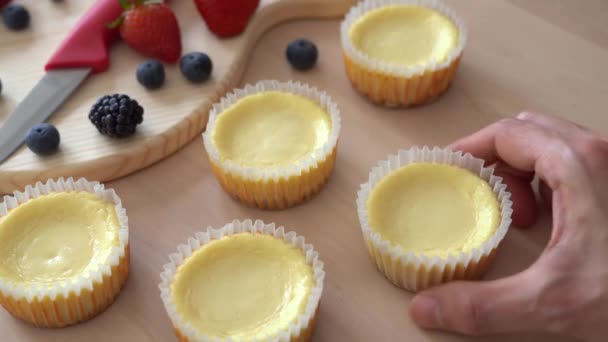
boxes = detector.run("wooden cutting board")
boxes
[0,0,356,194]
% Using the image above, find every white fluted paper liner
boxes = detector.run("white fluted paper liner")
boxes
[341,0,468,78]
[202,80,341,181]
[0,177,129,302]
[159,219,325,342]
[356,147,513,291]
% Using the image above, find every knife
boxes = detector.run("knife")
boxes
[0,0,123,163]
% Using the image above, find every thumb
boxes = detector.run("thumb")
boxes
[409,270,544,336]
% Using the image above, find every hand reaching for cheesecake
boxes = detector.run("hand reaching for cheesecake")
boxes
[409,112,608,341]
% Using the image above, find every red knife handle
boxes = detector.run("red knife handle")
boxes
[45,0,123,74]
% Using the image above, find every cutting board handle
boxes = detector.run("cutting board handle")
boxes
[45,0,123,74]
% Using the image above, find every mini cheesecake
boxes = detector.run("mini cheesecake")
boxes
[0,178,129,328]
[203,80,341,210]
[367,163,500,258]
[211,91,331,169]
[357,147,512,291]
[341,0,467,107]
[160,220,324,341]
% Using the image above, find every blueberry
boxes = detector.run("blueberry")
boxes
[136,59,165,90]
[180,52,212,83]
[2,4,30,31]
[286,39,318,71]
[25,123,60,156]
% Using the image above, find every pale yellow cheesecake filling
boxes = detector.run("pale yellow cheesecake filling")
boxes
[367,163,500,257]
[170,233,314,340]
[0,192,120,284]
[211,91,331,167]
[349,5,459,67]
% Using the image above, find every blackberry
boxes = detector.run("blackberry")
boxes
[88,94,144,138]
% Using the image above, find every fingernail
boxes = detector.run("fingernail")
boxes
[410,295,442,329]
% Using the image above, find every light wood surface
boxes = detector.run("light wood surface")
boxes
[0,0,355,194]
[2,0,607,341]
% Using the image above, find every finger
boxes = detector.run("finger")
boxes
[448,118,574,191]
[494,161,537,228]
[494,161,534,182]
[516,111,588,138]
[448,119,542,171]
[495,171,537,228]
[409,270,545,336]
[447,122,502,166]
[539,179,553,210]
[518,112,608,153]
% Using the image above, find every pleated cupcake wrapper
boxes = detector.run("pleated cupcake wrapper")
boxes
[341,0,467,107]
[0,178,130,327]
[202,80,341,209]
[356,147,513,292]
[159,219,325,342]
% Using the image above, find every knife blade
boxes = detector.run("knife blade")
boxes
[0,69,90,163]
[0,0,123,164]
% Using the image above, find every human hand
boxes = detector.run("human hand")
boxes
[409,112,608,341]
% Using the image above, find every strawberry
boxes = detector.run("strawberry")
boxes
[110,0,182,63]
[193,0,260,38]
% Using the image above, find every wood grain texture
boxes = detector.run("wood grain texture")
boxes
[1,0,607,341]
[0,0,356,194]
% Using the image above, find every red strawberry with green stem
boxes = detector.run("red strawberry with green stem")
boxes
[193,0,260,38]
[110,0,182,63]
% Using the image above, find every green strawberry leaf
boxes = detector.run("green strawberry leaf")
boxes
[118,0,131,10]
[107,15,124,30]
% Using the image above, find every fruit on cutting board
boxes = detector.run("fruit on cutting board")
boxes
[180,52,212,83]
[89,94,144,138]
[193,0,260,38]
[286,39,318,71]
[2,4,30,31]
[25,124,61,156]
[111,0,182,63]
[136,59,165,89]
